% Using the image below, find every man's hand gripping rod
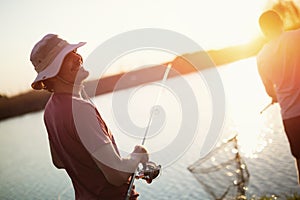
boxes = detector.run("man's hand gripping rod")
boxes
[125,63,172,200]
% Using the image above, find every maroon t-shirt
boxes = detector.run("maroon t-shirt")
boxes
[44,93,138,200]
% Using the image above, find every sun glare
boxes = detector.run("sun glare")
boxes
[220,57,272,158]
[194,0,268,49]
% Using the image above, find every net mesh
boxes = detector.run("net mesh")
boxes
[188,135,249,200]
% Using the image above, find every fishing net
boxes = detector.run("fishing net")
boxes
[188,136,249,200]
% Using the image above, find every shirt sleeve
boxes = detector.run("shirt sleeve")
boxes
[72,99,111,154]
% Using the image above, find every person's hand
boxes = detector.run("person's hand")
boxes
[132,145,149,164]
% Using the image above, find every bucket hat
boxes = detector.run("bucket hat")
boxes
[30,34,86,90]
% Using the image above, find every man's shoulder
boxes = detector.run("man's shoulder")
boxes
[72,96,94,109]
[257,44,269,62]
[45,93,95,113]
[71,97,100,119]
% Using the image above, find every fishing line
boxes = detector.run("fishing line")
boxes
[142,63,172,145]
[125,63,172,200]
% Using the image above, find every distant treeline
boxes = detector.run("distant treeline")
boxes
[0,39,265,121]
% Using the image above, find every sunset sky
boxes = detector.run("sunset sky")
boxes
[0,0,269,95]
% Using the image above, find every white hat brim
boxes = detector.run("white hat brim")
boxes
[31,42,86,90]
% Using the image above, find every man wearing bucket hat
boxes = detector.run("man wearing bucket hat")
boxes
[30,34,149,199]
[257,10,300,185]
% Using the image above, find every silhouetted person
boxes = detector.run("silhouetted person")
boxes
[30,34,149,199]
[257,10,300,184]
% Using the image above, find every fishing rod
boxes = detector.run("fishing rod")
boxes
[125,63,172,200]
[259,100,274,114]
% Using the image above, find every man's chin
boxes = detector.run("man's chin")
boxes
[76,71,90,84]
[82,71,90,80]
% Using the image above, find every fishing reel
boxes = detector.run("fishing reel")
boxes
[135,161,161,184]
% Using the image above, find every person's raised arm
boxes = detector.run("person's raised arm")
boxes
[91,144,148,186]
[74,101,148,186]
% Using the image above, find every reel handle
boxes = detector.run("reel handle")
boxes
[136,161,161,184]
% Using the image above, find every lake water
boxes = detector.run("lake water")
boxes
[1,58,300,200]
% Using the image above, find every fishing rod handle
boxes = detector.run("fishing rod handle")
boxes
[125,172,136,200]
